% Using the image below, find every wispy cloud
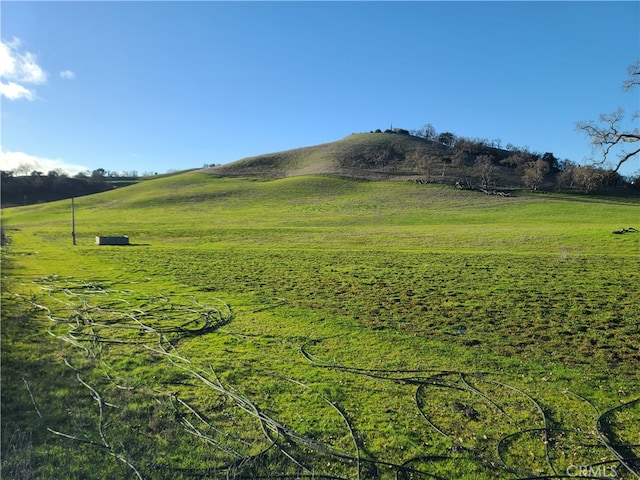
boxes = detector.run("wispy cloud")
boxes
[0,148,90,176]
[60,70,75,80]
[0,81,35,100]
[0,37,48,100]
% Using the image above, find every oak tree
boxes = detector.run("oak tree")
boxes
[577,61,639,172]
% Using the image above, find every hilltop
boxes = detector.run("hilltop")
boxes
[204,132,514,183]
[203,131,634,193]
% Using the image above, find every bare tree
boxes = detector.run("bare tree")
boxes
[12,163,33,176]
[571,165,608,193]
[500,151,535,170]
[522,159,550,190]
[422,123,437,142]
[409,147,436,181]
[623,60,640,91]
[577,61,640,172]
[411,123,437,142]
[556,160,577,189]
[451,148,469,167]
[475,154,495,188]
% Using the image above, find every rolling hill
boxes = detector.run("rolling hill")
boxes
[3,132,635,210]
[2,166,639,479]
[204,131,520,185]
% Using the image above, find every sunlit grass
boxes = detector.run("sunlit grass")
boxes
[2,173,639,479]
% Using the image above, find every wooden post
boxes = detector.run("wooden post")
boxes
[71,197,76,245]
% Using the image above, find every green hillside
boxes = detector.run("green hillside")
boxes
[206,132,427,178]
[206,132,519,183]
[2,172,639,479]
[203,132,635,195]
[4,172,638,251]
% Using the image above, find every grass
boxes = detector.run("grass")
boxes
[2,173,639,479]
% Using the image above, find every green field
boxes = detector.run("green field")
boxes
[2,173,639,479]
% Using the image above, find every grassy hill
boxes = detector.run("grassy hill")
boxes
[205,132,638,194]
[205,132,520,184]
[4,172,638,250]
[204,132,429,179]
[2,172,639,479]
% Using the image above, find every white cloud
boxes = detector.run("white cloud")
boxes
[0,148,90,176]
[0,37,48,100]
[60,70,75,80]
[0,81,35,100]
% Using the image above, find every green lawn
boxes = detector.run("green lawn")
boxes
[2,173,639,479]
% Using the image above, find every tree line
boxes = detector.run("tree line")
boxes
[0,168,138,207]
[372,124,637,193]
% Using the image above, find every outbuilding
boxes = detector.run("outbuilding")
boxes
[95,236,130,246]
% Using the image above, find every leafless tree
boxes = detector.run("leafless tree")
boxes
[411,123,437,141]
[522,159,550,190]
[475,154,495,188]
[623,60,640,91]
[12,163,33,176]
[409,147,436,181]
[571,165,608,193]
[576,61,640,172]
[555,160,577,189]
[451,148,469,167]
[500,151,535,170]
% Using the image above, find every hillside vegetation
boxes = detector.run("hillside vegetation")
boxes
[3,131,636,209]
[2,172,639,479]
[205,132,635,193]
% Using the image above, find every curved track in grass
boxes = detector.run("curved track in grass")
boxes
[17,276,640,479]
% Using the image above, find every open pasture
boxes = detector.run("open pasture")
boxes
[2,173,639,479]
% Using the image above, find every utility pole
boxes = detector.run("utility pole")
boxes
[71,197,76,245]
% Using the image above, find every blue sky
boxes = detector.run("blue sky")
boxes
[1,1,639,177]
